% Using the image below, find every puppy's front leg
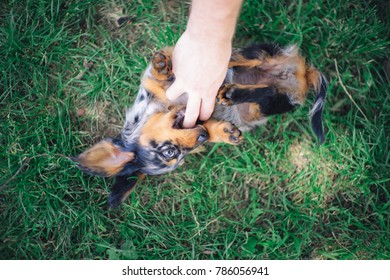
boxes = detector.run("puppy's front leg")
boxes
[228,48,265,68]
[203,120,243,145]
[216,83,273,106]
[151,47,174,81]
[141,47,174,104]
[216,83,296,116]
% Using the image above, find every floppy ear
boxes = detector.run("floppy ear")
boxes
[71,139,136,177]
[108,173,145,208]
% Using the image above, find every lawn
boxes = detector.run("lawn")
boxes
[0,0,389,259]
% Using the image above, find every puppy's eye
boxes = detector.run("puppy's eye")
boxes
[162,148,177,159]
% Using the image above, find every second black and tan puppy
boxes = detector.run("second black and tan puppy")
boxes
[73,43,327,207]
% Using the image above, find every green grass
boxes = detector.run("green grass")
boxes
[0,0,389,259]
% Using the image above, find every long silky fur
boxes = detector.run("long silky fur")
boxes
[309,73,327,144]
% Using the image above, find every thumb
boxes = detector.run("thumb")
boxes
[166,80,185,101]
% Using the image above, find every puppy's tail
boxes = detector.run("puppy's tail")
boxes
[308,71,327,144]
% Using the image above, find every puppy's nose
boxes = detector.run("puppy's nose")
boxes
[197,133,208,143]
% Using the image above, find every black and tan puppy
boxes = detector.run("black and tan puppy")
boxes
[72,43,327,208]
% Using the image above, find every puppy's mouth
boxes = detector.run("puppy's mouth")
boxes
[172,109,185,129]
[172,108,204,129]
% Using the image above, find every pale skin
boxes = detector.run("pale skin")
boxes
[166,0,243,128]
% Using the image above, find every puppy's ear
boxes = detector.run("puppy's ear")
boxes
[108,173,145,208]
[71,139,135,177]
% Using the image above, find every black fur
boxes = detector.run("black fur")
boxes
[108,175,138,208]
[146,91,153,99]
[240,43,282,60]
[226,86,296,116]
[149,140,158,148]
[258,91,296,116]
[311,73,328,144]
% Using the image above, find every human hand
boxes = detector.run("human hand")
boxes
[166,30,232,128]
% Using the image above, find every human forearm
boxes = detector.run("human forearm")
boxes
[166,0,244,128]
[187,0,243,43]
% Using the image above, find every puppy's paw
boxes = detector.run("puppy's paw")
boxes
[216,84,236,106]
[152,50,173,80]
[221,122,243,144]
[204,120,243,145]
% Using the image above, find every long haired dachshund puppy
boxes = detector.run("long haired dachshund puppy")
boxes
[72,43,327,208]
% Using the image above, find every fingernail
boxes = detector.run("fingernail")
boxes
[182,120,194,129]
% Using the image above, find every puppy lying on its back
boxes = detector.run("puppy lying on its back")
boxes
[72,43,327,208]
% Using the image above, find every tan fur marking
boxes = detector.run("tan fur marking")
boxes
[228,53,264,68]
[294,58,311,103]
[239,103,262,123]
[203,120,242,144]
[306,67,320,91]
[139,111,206,149]
[141,77,170,104]
[166,158,178,167]
[235,84,269,89]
